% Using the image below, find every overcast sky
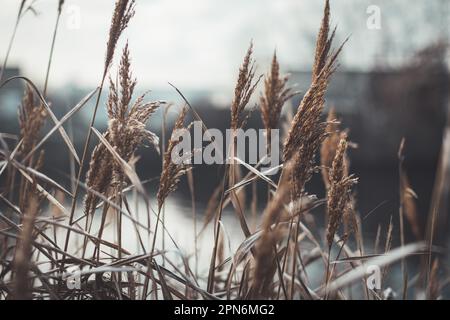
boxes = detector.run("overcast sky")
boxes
[1,0,448,95]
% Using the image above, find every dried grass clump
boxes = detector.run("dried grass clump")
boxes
[84,44,159,215]
[1,0,445,302]
[260,52,295,145]
[325,137,358,247]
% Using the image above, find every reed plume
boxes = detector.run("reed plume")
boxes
[104,0,135,75]
[17,86,46,158]
[84,44,160,216]
[320,107,348,188]
[156,106,191,209]
[312,0,335,82]
[230,42,261,130]
[321,108,358,241]
[283,0,345,198]
[342,191,358,240]
[325,137,358,247]
[207,43,262,289]
[65,0,137,255]
[260,51,295,146]
[228,43,261,236]
[13,86,46,209]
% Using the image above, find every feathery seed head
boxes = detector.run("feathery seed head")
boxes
[104,0,135,74]
[231,42,261,130]
[84,45,159,215]
[260,51,296,141]
[157,107,191,209]
[282,0,346,198]
[326,137,358,247]
[321,107,341,187]
[18,85,46,157]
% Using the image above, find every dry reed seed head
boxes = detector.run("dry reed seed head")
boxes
[107,78,119,120]
[283,46,341,163]
[343,192,358,239]
[231,42,262,130]
[118,43,137,119]
[84,45,160,215]
[18,85,46,157]
[326,137,358,247]
[330,136,347,183]
[17,149,45,213]
[291,121,328,198]
[283,0,344,164]
[157,107,191,209]
[104,0,135,73]
[83,137,113,215]
[283,40,346,198]
[320,107,340,187]
[106,46,160,155]
[312,0,332,81]
[281,105,294,144]
[260,51,295,139]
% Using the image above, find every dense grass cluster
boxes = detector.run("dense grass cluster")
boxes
[0,0,448,300]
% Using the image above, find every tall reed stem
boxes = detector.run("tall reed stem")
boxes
[0,19,20,82]
[43,2,64,97]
